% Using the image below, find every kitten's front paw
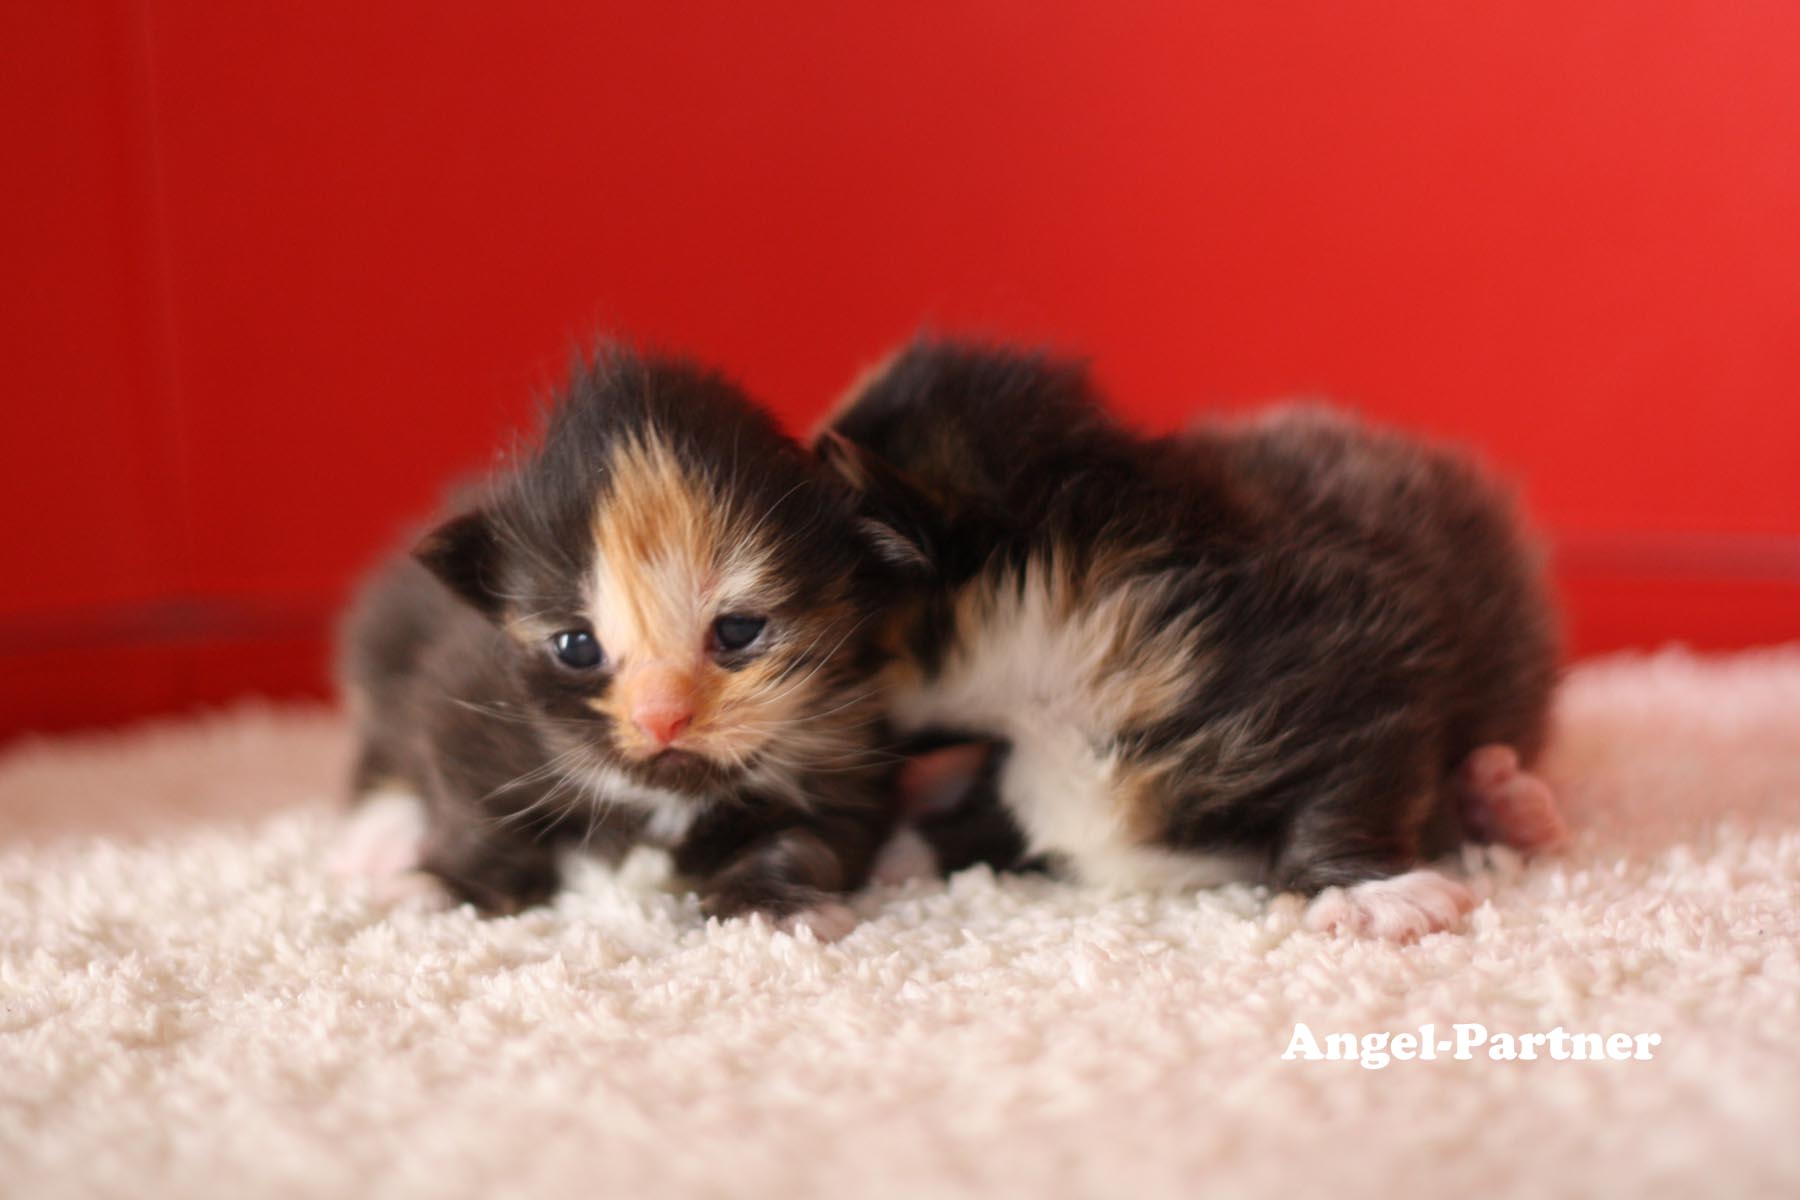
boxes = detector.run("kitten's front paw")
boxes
[869,826,940,885]
[775,901,859,943]
[374,869,456,912]
[1304,869,1474,941]
[702,881,861,943]
[696,825,865,941]
[330,789,427,881]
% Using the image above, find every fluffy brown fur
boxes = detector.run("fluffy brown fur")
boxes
[824,338,1560,936]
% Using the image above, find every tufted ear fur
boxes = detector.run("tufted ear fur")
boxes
[413,508,507,618]
[814,430,938,578]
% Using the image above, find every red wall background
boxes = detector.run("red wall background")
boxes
[4,2,1798,740]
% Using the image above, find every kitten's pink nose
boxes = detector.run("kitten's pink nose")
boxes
[635,703,692,748]
[629,667,695,748]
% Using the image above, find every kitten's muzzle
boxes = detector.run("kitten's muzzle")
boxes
[624,662,696,750]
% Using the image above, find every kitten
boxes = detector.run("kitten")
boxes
[333,346,923,938]
[825,338,1563,940]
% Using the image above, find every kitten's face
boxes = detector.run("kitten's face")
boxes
[428,427,886,801]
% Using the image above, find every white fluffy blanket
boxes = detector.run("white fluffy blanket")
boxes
[3,649,1798,1199]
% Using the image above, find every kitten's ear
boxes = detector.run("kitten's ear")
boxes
[852,516,932,576]
[413,509,506,618]
[815,430,936,577]
[813,428,878,492]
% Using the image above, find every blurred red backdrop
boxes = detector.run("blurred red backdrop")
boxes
[4,2,1798,740]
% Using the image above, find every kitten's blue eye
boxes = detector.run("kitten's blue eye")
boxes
[550,629,603,670]
[712,614,767,653]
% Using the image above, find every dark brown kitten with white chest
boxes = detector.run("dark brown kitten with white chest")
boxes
[827,338,1563,940]
[333,347,922,938]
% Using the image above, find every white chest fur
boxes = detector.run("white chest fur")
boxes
[577,763,700,845]
[890,570,1259,891]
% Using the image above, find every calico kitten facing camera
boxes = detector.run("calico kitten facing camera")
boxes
[826,339,1564,940]
[334,347,922,938]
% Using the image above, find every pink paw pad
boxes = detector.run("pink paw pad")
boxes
[894,743,991,817]
[1304,869,1475,941]
[1458,744,1567,851]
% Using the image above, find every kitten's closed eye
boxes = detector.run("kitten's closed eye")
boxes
[712,614,767,654]
[550,628,605,670]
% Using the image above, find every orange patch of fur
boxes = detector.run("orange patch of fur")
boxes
[591,434,725,660]
[584,432,861,775]
[588,434,733,757]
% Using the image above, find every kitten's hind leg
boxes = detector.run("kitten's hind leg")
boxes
[1274,784,1473,941]
[1303,869,1474,941]
[1458,744,1565,851]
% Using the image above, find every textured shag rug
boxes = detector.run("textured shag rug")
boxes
[3,648,1798,1199]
